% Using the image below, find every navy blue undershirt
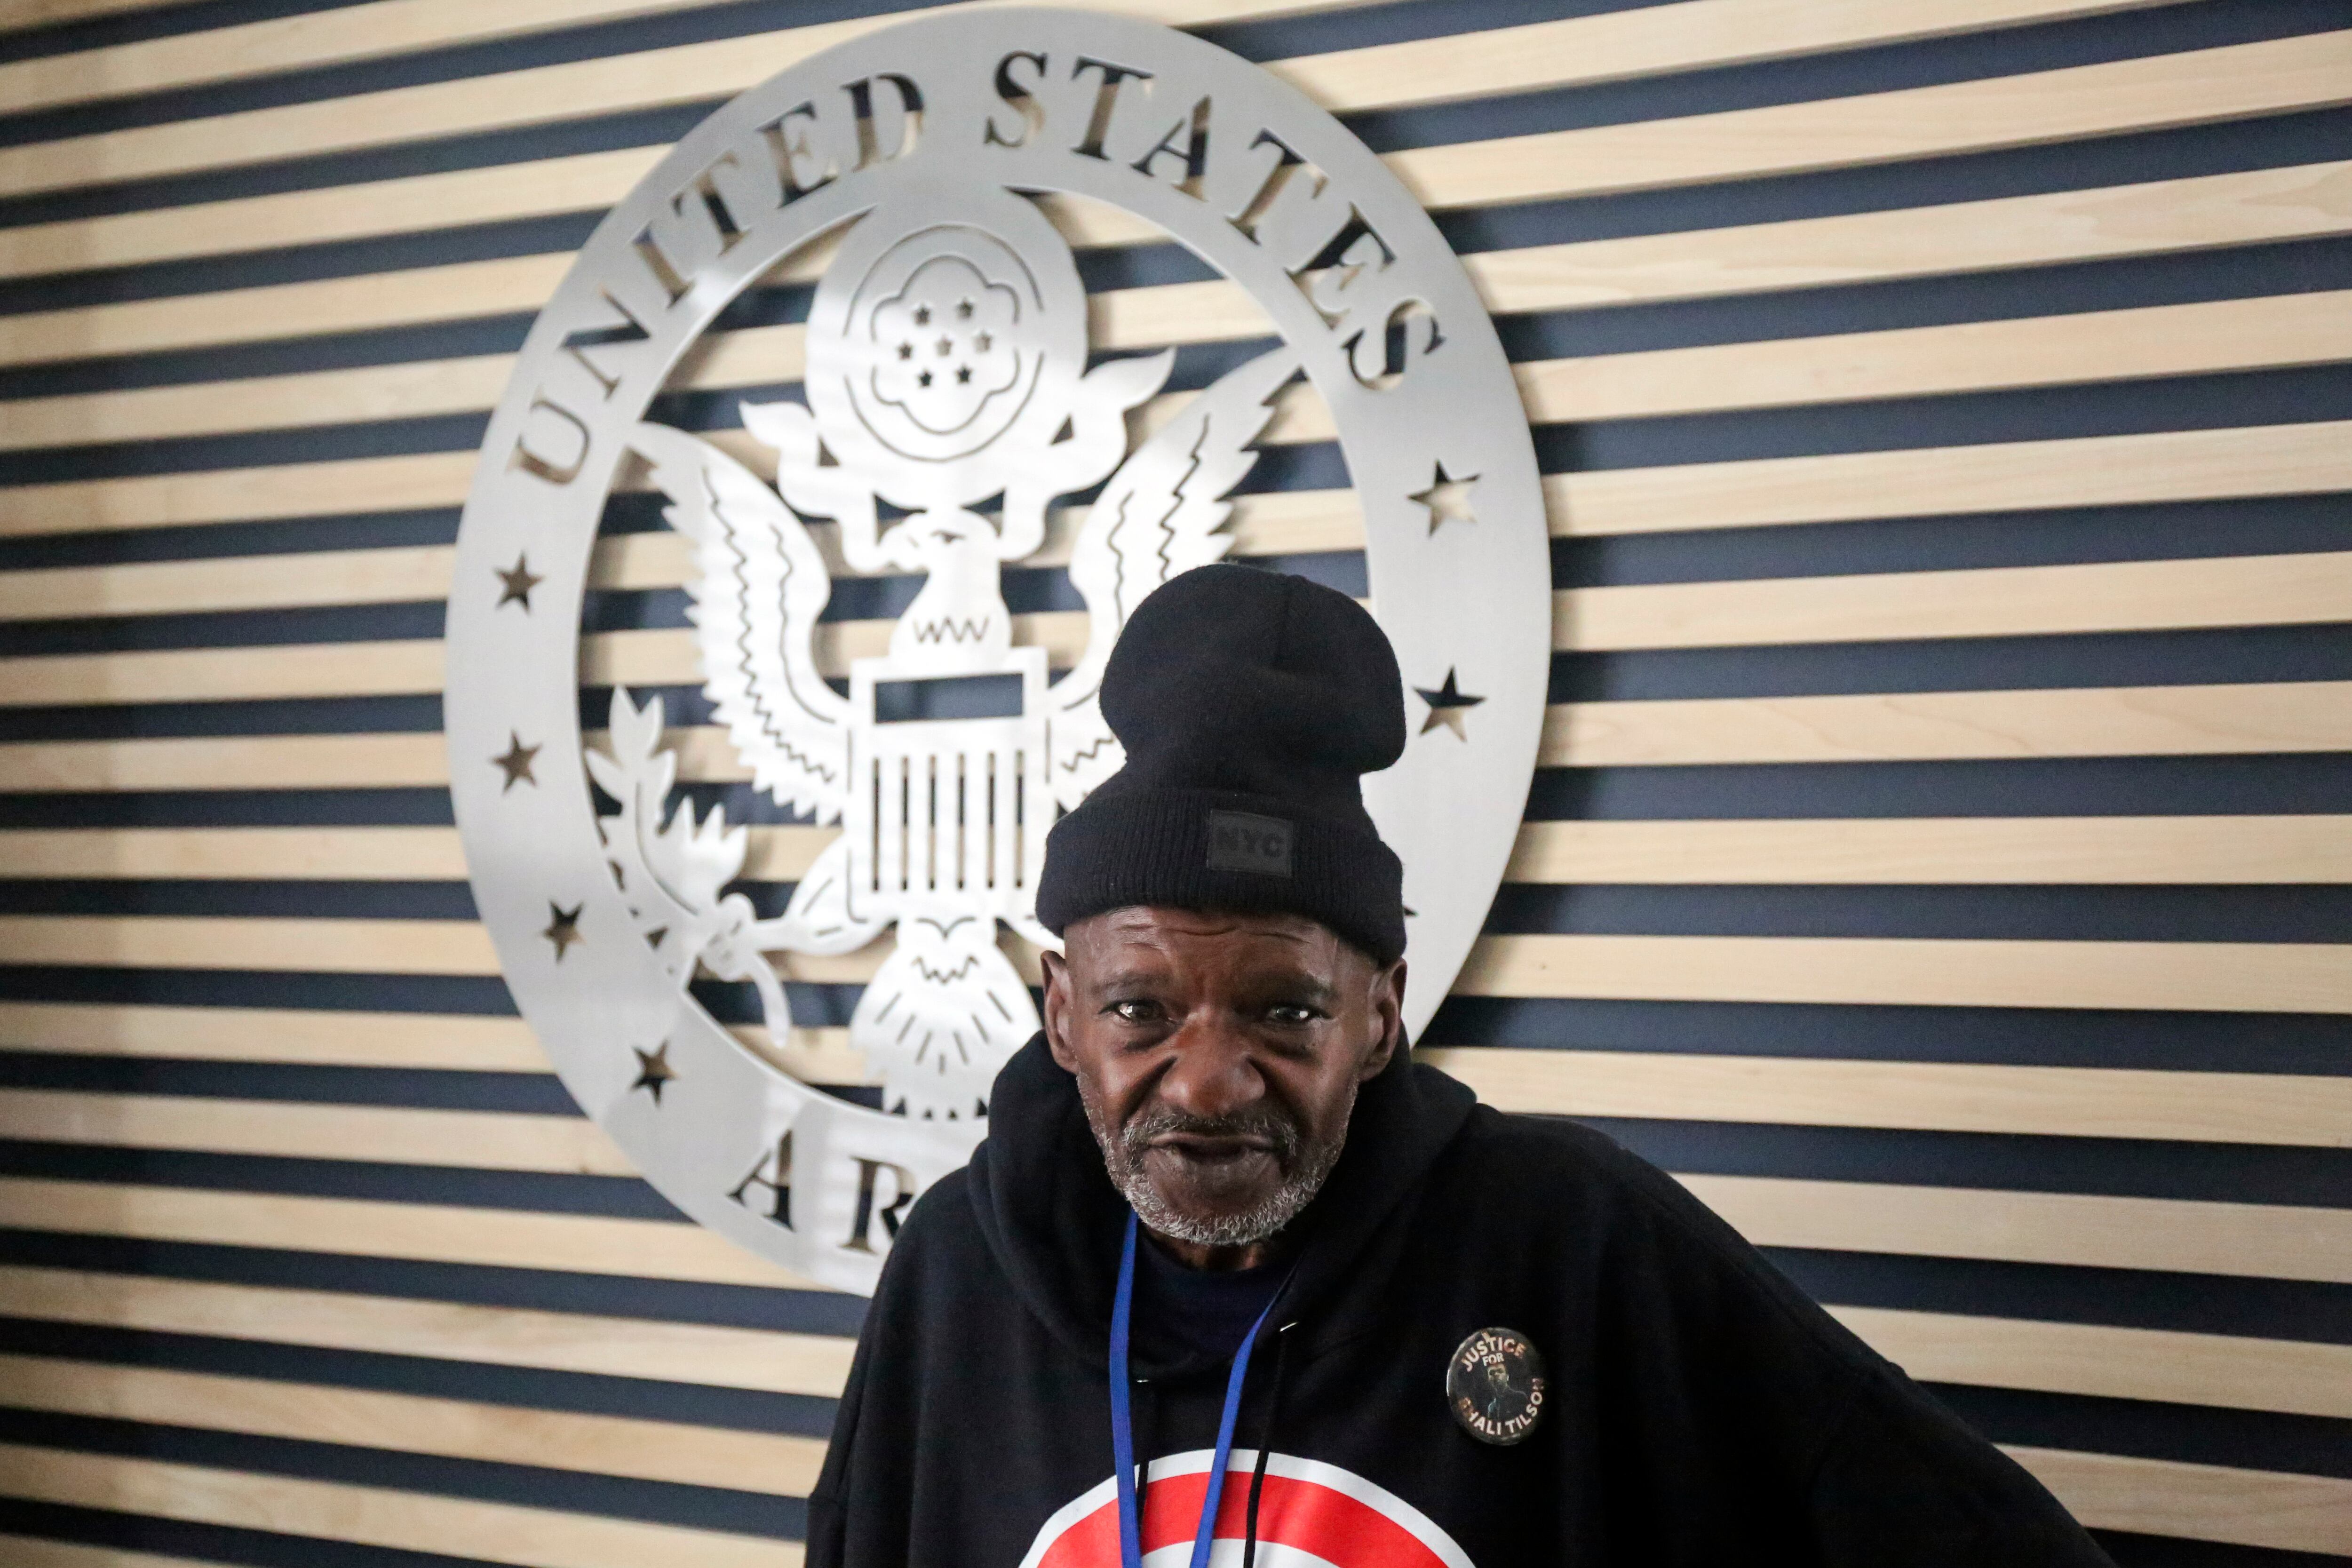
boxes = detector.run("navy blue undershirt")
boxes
[1130,1230,1285,1366]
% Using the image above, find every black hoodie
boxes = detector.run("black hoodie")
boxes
[808,1036,2114,1568]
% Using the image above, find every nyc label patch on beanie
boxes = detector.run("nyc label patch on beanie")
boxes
[1206,811,1294,877]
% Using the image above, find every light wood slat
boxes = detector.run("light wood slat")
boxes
[0,823,830,881]
[0,543,454,620]
[11,31,2346,286]
[0,1264,854,1396]
[1561,551,2352,652]
[14,815,2348,889]
[0,487,1359,618]
[0,731,453,790]
[19,278,2350,456]
[0,678,2338,798]
[11,913,2347,1019]
[1832,1306,2352,1420]
[1561,419,2352,536]
[1391,30,2352,211]
[2009,1446,2352,1553]
[1522,289,2352,426]
[1683,1173,2352,1283]
[0,615,1086,704]
[13,418,2344,558]
[0,1001,551,1069]
[27,101,2342,372]
[12,542,2349,673]
[0,1354,828,1496]
[0,251,570,366]
[0,1177,821,1289]
[1461,933,2352,1013]
[1542,681,2352,766]
[12,544,2344,707]
[0,1536,218,1568]
[6,1265,2332,1428]
[0,0,181,27]
[0,999,865,1083]
[0,1090,640,1175]
[0,0,2183,199]
[0,824,471,878]
[0,1442,803,1568]
[1,451,478,538]
[0,0,1382,181]
[5,0,2160,122]
[0,144,669,283]
[0,914,1009,987]
[0,915,501,975]
[9,1165,2338,1286]
[1420,1048,2352,1148]
[0,680,2339,796]
[1510,815,2352,884]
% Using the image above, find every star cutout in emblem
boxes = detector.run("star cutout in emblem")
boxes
[1415,669,1486,740]
[495,555,543,610]
[493,732,540,791]
[1409,463,1479,537]
[631,1041,677,1104]
[542,901,584,961]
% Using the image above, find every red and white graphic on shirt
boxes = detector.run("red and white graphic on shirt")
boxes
[1018,1449,1477,1568]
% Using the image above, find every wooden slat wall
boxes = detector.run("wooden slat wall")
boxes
[1,0,2347,1563]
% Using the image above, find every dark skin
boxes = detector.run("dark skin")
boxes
[1041,905,1406,1272]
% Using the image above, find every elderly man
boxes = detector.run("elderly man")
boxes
[810,565,2111,1568]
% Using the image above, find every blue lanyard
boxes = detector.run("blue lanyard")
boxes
[1109,1211,1280,1568]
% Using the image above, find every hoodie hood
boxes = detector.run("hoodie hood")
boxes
[963,1031,1476,1379]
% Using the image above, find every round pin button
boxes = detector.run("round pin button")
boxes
[1446,1326,1547,1446]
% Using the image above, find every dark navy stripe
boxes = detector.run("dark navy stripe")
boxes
[0,1317,840,1436]
[1333,2,2350,155]
[1931,1382,2352,1482]
[1422,996,2352,1076]
[2093,1532,2351,1568]
[0,966,515,1015]
[1768,1248,2352,1348]
[1550,625,2352,704]
[0,1141,688,1218]
[1566,1114,2352,1210]
[0,1497,501,1568]
[0,509,462,573]
[1554,495,2352,592]
[1528,756,2352,822]
[0,878,480,920]
[0,0,372,67]
[0,1409,809,1537]
[0,1056,567,1108]
[14,751,2343,830]
[0,1226,873,1337]
[1481,883,2352,944]
[0,693,445,742]
[0,788,460,828]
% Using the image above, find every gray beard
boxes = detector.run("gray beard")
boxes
[1080,1090,1355,1249]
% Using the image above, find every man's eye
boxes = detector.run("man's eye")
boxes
[1111,1000,1161,1023]
[1267,1004,1320,1026]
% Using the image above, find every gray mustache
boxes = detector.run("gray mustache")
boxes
[1119,1109,1302,1163]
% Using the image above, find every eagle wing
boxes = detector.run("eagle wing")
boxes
[628,420,850,824]
[1049,346,1299,805]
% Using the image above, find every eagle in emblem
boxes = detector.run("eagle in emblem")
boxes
[589,180,1298,1119]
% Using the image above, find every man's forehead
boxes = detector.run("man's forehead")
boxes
[1075,905,1340,952]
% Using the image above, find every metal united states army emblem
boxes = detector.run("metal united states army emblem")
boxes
[447,9,1551,1293]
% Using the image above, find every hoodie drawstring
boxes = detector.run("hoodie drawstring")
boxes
[1241,1321,1295,1568]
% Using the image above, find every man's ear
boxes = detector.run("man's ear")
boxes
[1040,947,1077,1071]
[1358,957,1407,1081]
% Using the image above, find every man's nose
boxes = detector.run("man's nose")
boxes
[1154,1016,1266,1119]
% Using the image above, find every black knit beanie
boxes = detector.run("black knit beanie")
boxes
[1036,564,1408,963]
